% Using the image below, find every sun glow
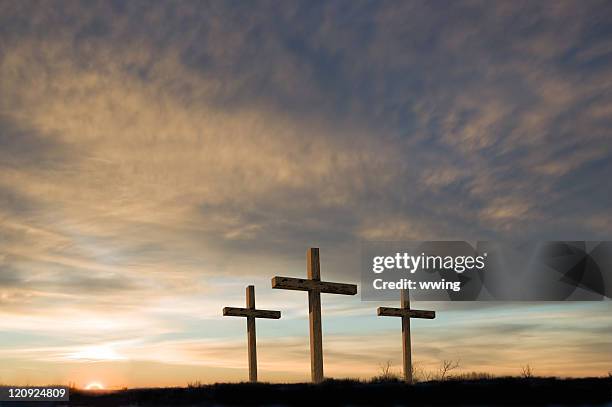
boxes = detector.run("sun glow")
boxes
[85,382,104,390]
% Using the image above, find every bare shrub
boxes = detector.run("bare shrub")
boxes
[439,359,461,380]
[521,364,533,378]
[411,362,429,383]
[371,360,401,382]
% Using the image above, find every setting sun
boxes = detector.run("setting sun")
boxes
[85,382,105,391]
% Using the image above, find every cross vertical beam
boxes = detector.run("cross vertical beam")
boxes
[307,248,323,383]
[377,288,435,384]
[401,288,412,384]
[246,285,257,382]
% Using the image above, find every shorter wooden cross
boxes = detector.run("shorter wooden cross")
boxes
[377,288,435,383]
[223,285,281,382]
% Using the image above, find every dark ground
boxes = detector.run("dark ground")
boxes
[3,377,611,407]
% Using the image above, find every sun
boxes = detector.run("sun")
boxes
[85,382,105,391]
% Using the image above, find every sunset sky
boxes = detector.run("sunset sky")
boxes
[1,1,611,388]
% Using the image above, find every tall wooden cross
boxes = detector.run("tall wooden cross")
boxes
[377,288,435,383]
[272,248,357,383]
[223,285,281,382]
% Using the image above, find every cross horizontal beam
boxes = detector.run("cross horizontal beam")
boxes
[223,307,281,319]
[377,307,435,319]
[271,276,357,295]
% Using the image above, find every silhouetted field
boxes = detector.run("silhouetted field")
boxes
[5,377,611,407]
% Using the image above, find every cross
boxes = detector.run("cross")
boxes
[377,288,435,383]
[271,248,357,383]
[223,285,281,382]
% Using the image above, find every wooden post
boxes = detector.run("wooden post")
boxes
[246,285,257,382]
[377,288,435,384]
[272,248,357,383]
[401,289,412,383]
[307,249,324,383]
[223,285,281,382]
